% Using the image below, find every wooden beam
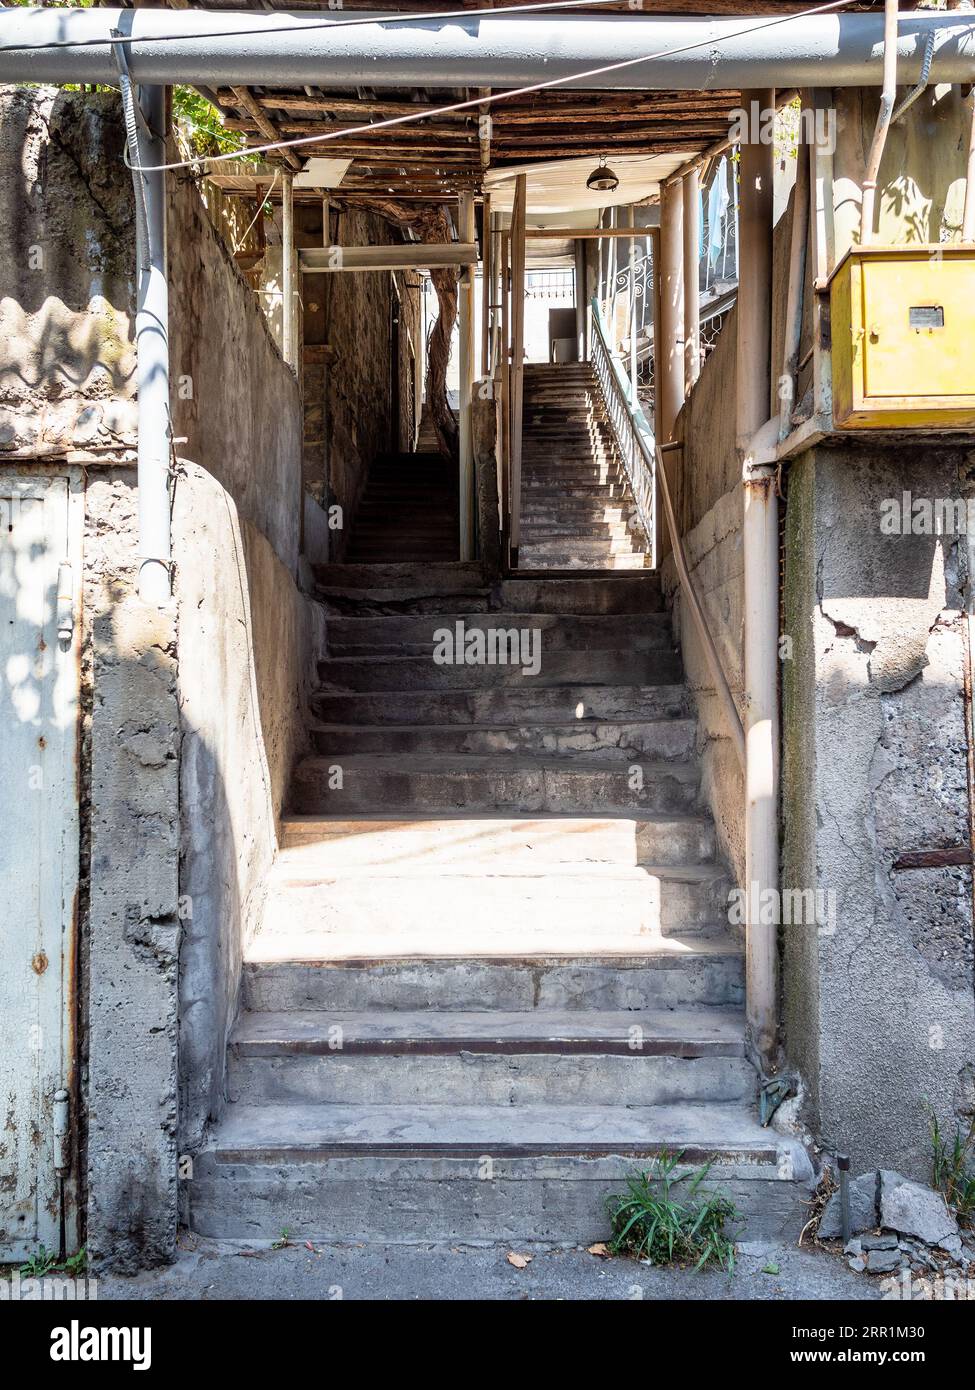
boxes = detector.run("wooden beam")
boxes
[229,86,301,172]
[299,243,477,272]
[525,227,655,240]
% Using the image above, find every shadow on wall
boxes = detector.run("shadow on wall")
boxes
[174,460,325,1160]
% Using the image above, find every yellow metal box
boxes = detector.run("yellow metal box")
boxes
[829,245,975,429]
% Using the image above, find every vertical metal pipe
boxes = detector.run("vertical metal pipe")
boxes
[509,175,527,564]
[860,0,899,246]
[458,192,476,560]
[738,88,778,1067]
[683,168,701,394]
[282,171,295,369]
[737,90,775,447]
[481,193,492,379]
[136,85,171,605]
[659,180,684,443]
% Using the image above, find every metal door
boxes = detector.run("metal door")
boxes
[0,471,81,1260]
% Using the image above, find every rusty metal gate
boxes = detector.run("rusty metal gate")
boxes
[0,470,82,1261]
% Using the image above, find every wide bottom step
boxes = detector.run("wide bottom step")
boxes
[187,1102,814,1244]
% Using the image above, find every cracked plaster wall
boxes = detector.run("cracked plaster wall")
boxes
[783,446,975,1176]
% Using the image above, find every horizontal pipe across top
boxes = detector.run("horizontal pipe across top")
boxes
[1,10,974,90]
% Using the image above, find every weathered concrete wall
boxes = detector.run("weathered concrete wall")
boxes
[1,87,322,1269]
[174,461,325,1154]
[168,170,302,576]
[82,470,181,1273]
[782,446,975,1177]
[664,306,745,885]
[0,87,136,458]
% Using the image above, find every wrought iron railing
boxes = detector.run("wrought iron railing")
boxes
[589,297,656,567]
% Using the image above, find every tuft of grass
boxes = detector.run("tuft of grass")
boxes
[605,1151,740,1273]
[929,1108,975,1229]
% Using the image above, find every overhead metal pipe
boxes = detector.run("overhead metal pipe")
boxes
[2,10,974,90]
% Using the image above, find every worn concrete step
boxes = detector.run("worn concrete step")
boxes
[519,539,647,560]
[289,754,700,815]
[227,1008,754,1107]
[278,814,717,868]
[197,1098,782,1161]
[523,481,632,500]
[187,1150,809,1245]
[258,867,728,956]
[308,716,695,761]
[324,611,671,657]
[242,939,743,1011]
[316,648,680,691]
[520,503,634,519]
[520,542,650,564]
[498,576,661,614]
[522,523,639,543]
[186,1101,813,1244]
[310,683,686,726]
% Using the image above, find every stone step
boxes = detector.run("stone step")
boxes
[519,548,650,571]
[522,482,632,500]
[520,503,634,519]
[226,1007,753,1107]
[316,648,680,691]
[242,940,743,1011]
[260,864,730,948]
[308,716,695,761]
[519,538,647,559]
[522,523,639,542]
[289,754,700,814]
[314,561,485,590]
[315,573,662,616]
[310,683,687,725]
[499,576,662,614]
[186,1101,813,1243]
[324,611,672,657]
[278,814,717,867]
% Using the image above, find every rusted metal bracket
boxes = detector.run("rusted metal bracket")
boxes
[892,846,973,871]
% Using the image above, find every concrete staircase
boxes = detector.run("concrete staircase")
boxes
[187,563,811,1245]
[520,363,651,571]
[346,451,459,563]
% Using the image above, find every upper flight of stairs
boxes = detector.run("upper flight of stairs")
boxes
[346,451,459,563]
[186,562,812,1246]
[520,363,651,572]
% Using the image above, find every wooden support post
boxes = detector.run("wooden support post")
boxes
[736,88,775,447]
[508,175,527,566]
[458,192,476,561]
[659,180,684,443]
[683,168,701,394]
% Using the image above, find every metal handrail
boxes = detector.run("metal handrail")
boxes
[590,298,745,770]
[589,297,655,564]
